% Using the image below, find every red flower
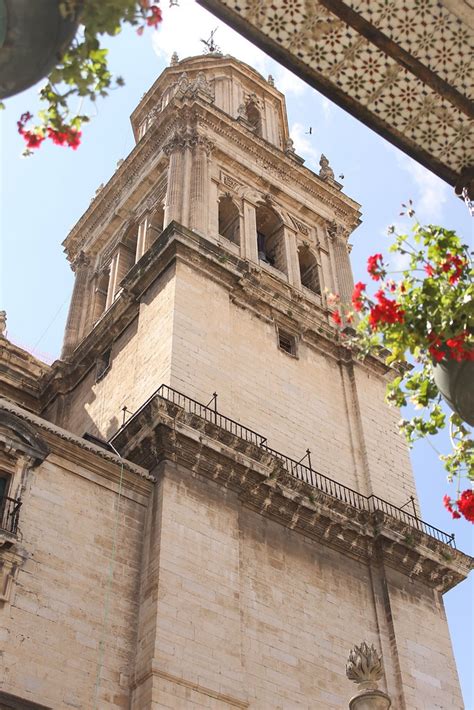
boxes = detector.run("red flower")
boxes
[351,281,366,312]
[367,253,384,281]
[331,310,342,326]
[424,264,435,277]
[445,491,474,523]
[457,490,474,523]
[441,253,466,284]
[368,290,404,330]
[146,5,162,26]
[21,130,45,149]
[47,126,82,150]
[443,495,461,519]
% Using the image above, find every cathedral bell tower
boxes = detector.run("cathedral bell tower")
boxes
[38,53,470,708]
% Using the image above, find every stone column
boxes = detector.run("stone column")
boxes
[242,200,258,263]
[328,220,354,306]
[346,642,392,710]
[284,227,301,287]
[61,251,90,359]
[163,135,185,228]
[189,135,213,236]
[135,215,150,261]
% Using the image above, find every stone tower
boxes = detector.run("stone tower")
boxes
[0,54,471,709]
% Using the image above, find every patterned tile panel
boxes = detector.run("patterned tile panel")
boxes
[200,0,473,184]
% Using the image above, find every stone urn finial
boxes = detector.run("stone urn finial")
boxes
[170,51,179,66]
[346,643,391,710]
[0,310,7,337]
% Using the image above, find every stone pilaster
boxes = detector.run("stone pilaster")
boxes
[284,227,301,287]
[328,221,354,306]
[189,136,213,235]
[61,251,90,359]
[242,200,258,263]
[163,135,185,228]
[136,215,150,261]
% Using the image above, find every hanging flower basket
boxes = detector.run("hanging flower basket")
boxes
[330,210,474,522]
[0,0,81,100]
[432,356,474,427]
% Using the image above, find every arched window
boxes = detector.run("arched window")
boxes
[255,205,287,274]
[246,102,262,136]
[298,245,320,295]
[218,196,240,245]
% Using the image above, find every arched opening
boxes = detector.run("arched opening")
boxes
[255,205,286,274]
[298,246,321,294]
[246,102,262,136]
[218,196,240,245]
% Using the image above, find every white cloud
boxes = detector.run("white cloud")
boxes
[275,68,308,96]
[290,122,320,167]
[152,0,270,72]
[390,149,449,223]
[321,97,331,120]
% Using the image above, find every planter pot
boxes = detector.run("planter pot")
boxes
[432,357,474,426]
[0,0,81,100]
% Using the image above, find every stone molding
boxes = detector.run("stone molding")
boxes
[109,394,473,593]
[0,398,153,483]
[40,222,392,409]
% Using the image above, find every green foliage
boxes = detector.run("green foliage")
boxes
[346,219,473,482]
[15,1,162,147]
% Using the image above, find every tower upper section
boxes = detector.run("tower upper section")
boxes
[132,54,290,150]
[61,53,361,359]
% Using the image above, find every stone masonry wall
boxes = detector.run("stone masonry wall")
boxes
[0,451,149,709]
[62,265,176,439]
[132,462,462,709]
[170,261,416,507]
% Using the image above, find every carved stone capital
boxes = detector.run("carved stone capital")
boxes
[71,250,90,273]
[327,219,349,242]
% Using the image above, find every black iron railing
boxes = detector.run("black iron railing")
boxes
[0,496,21,536]
[113,384,455,548]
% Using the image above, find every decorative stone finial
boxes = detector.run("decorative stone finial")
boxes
[319,153,335,181]
[285,137,296,155]
[346,643,391,710]
[0,310,7,337]
[267,74,275,86]
[170,51,179,66]
[346,642,383,690]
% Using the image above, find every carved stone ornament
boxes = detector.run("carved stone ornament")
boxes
[346,642,392,710]
[346,642,383,690]
[0,310,6,337]
[163,128,214,156]
[327,219,348,242]
[319,153,335,181]
[267,74,275,86]
[221,173,241,191]
[170,51,179,66]
[290,216,310,236]
[285,137,296,154]
[176,71,190,94]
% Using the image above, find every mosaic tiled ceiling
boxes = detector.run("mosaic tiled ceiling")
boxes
[198,0,473,195]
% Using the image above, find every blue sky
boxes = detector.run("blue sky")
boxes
[1,0,472,703]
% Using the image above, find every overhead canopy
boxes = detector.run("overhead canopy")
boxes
[198,0,473,197]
